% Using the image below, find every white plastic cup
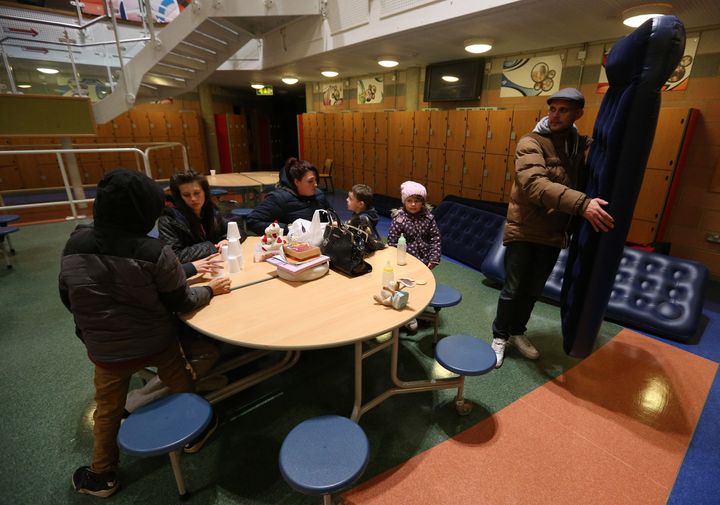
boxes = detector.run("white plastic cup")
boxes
[221,244,229,262]
[227,221,241,241]
[227,256,240,274]
[228,238,242,258]
[210,169,216,176]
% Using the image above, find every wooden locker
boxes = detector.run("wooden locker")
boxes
[509,109,542,155]
[486,110,512,155]
[445,150,464,187]
[342,113,354,142]
[362,169,374,189]
[646,108,689,170]
[0,159,23,191]
[389,111,414,147]
[503,155,516,202]
[483,154,508,195]
[362,143,375,172]
[324,114,335,141]
[165,112,184,142]
[427,148,445,183]
[147,111,169,141]
[304,114,317,139]
[374,166,388,196]
[352,113,364,143]
[412,147,428,184]
[374,112,388,144]
[460,186,481,200]
[363,113,375,144]
[429,111,448,150]
[573,106,598,138]
[465,110,488,153]
[463,151,484,192]
[180,111,202,137]
[342,141,354,169]
[374,143,387,174]
[112,112,134,139]
[316,114,326,141]
[96,122,114,138]
[129,110,151,142]
[413,111,430,148]
[446,110,466,151]
[426,181,442,205]
[333,140,343,169]
[353,142,364,170]
[443,184,462,200]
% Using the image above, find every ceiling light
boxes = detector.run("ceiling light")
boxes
[37,67,59,74]
[250,83,265,89]
[321,70,339,78]
[622,3,672,27]
[377,57,399,68]
[281,76,299,85]
[464,38,493,54]
[17,84,32,89]
[442,75,459,83]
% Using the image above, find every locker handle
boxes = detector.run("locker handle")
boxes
[487,130,492,139]
[483,169,488,177]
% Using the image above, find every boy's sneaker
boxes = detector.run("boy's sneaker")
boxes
[184,412,219,454]
[491,338,507,369]
[72,466,118,498]
[405,319,418,332]
[508,334,540,360]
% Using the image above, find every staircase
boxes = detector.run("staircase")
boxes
[93,0,320,124]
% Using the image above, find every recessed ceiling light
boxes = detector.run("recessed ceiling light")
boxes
[17,84,32,89]
[377,57,399,68]
[321,70,339,78]
[622,3,672,27]
[37,67,59,75]
[464,38,493,54]
[281,76,299,85]
[250,83,265,89]
[442,75,460,83]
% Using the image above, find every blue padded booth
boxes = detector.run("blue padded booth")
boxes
[560,16,686,357]
[480,220,708,342]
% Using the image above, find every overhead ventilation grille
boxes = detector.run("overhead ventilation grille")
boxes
[380,0,441,18]
[328,0,370,35]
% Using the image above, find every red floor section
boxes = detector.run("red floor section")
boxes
[344,329,718,505]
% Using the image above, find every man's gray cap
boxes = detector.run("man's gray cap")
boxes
[547,88,585,108]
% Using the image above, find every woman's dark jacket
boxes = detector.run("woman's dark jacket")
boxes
[157,205,229,263]
[246,168,331,235]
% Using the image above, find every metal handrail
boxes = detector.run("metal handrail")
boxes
[0,142,188,219]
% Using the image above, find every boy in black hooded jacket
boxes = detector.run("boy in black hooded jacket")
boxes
[59,169,230,497]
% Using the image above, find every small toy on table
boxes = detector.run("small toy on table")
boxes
[254,221,287,262]
[373,280,409,310]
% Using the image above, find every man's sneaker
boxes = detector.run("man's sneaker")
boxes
[72,466,118,498]
[491,338,507,369]
[184,412,219,454]
[405,318,418,332]
[508,334,540,360]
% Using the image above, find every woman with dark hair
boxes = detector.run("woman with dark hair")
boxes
[246,157,332,235]
[158,169,241,263]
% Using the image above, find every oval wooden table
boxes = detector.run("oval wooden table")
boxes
[183,237,464,420]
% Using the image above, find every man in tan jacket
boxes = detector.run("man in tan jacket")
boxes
[491,88,614,368]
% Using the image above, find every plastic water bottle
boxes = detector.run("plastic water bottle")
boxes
[382,260,394,289]
[397,233,407,265]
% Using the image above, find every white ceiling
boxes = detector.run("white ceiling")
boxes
[203,0,720,91]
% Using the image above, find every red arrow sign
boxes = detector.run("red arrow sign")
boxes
[8,27,39,37]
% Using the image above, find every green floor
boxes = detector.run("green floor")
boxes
[0,221,620,504]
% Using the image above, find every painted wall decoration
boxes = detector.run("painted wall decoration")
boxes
[82,0,191,23]
[596,36,699,93]
[322,82,344,106]
[500,55,563,98]
[357,77,384,104]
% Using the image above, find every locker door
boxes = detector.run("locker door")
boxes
[413,111,430,148]
[482,154,508,200]
[445,150,464,187]
[429,111,448,149]
[374,112,388,144]
[427,148,445,183]
[412,147,428,184]
[463,151,484,193]
[486,110,512,155]
[446,110,466,151]
[509,109,541,155]
[465,110,488,153]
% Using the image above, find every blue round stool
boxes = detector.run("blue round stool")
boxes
[0,213,19,257]
[419,284,463,343]
[117,393,213,498]
[0,226,19,268]
[435,335,496,415]
[279,415,369,505]
[230,207,253,233]
[210,188,228,197]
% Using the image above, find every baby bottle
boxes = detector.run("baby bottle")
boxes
[397,233,407,266]
[382,260,394,289]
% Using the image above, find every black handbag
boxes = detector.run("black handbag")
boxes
[321,209,373,276]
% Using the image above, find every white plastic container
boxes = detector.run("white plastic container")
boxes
[396,233,407,266]
[382,260,394,289]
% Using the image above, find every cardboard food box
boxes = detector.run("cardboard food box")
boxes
[284,242,321,260]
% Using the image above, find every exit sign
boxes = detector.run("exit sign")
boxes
[256,86,273,96]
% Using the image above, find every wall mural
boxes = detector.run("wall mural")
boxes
[500,55,563,98]
[596,36,699,93]
[322,82,344,106]
[357,77,383,104]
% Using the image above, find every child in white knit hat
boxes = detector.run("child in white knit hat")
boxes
[388,181,442,331]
